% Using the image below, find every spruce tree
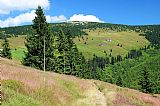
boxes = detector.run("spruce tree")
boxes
[105,57,110,64]
[23,6,55,71]
[55,29,87,76]
[1,36,12,59]
[139,69,152,93]
[116,75,123,87]
[117,55,122,62]
[111,57,115,65]
[75,52,87,77]
[55,30,70,74]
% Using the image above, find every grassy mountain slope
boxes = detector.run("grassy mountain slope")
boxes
[75,29,149,58]
[1,57,160,106]
[0,28,149,61]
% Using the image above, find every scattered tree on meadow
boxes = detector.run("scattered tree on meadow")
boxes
[110,49,112,52]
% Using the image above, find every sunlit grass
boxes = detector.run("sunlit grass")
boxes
[0,30,149,61]
[74,30,149,59]
[11,48,26,61]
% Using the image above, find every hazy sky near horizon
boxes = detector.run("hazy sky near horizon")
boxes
[0,0,160,27]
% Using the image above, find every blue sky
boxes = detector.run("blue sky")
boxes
[49,0,160,25]
[0,0,160,27]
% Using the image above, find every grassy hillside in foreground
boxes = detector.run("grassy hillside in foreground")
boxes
[0,29,149,61]
[1,57,160,106]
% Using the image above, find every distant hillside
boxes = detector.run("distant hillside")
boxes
[0,22,160,36]
[1,57,160,106]
[0,28,149,60]
[0,22,87,38]
[74,29,149,58]
[0,22,159,49]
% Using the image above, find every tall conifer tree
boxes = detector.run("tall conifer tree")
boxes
[55,30,70,73]
[23,6,55,71]
[55,29,86,76]
[111,57,115,65]
[1,36,12,59]
[139,69,152,93]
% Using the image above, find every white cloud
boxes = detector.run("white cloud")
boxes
[0,0,50,14]
[68,14,104,23]
[0,12,103,27]
[46,15,67,23]
[0,10,36,27]
[0,11,67,27]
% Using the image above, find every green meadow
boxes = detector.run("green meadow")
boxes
[0,29,149,62]
[74,29,149,58]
